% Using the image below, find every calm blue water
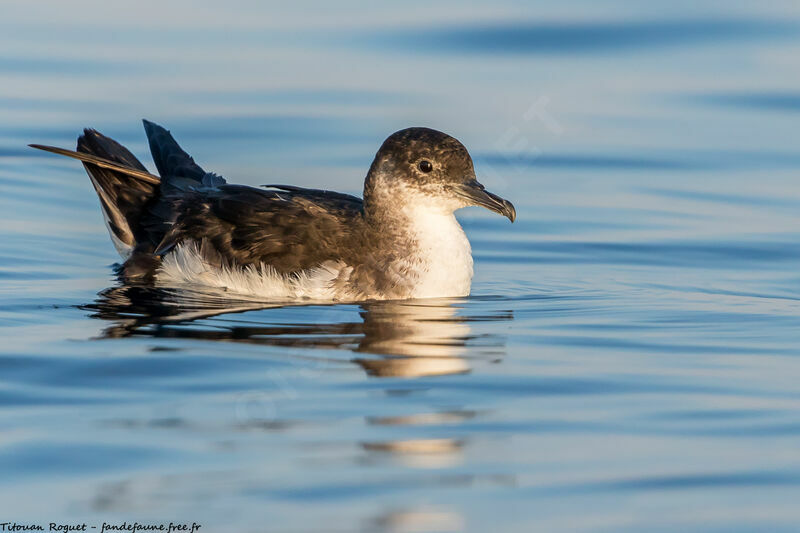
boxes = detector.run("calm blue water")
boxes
[2,1,800,531]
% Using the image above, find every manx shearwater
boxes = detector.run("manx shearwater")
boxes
[31,120,515,301]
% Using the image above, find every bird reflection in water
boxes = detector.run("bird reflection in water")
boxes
[83,285,513,379]
[83,286,517,513]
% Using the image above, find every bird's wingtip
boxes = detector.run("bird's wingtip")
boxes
[142,119,168,135]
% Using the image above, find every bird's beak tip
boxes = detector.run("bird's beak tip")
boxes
[455,180,517,223]
[503,201,517,223]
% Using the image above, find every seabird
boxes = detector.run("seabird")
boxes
[31,120,515,301]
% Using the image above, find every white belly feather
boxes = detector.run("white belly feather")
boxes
[156,242,347,302]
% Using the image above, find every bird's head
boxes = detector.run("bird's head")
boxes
[364,127,516,223]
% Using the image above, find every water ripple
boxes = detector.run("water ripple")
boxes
[372,18,800,55]
[692,91,800,112]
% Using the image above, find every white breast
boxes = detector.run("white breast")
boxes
[403,209,474,299]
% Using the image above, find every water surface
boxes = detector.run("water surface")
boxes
[2,1,800,531]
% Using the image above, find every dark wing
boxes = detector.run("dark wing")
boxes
[262,184,365,205]
[139,120,364,273]
[142,119,226,191]
[149,184,365,273]
[76,130,159,251]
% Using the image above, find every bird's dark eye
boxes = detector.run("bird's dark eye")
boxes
[418,160,433,173]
